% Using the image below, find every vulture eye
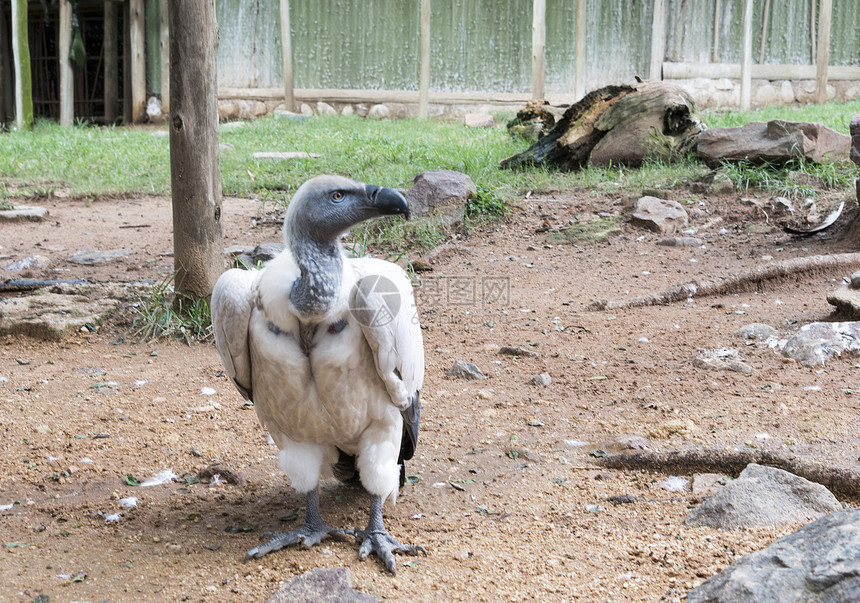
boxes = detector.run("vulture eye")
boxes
[331,191,344,202]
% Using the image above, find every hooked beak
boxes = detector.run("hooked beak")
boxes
[365,184,410,221]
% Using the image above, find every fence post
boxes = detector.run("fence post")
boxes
[816,0,832,103]
[740,0,753,110]
[711,0,721,62]
[11,0,32,129]
[59,0,73,125]
[650,0,665,80]
[280,0,294,111]
[419,0,430,117]
[104,1,117,123]
[531,0,546,100]
[574,0,586,100]
[160,0,170,114]
[130,0,146,122]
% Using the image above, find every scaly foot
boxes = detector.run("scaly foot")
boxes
[355,494,426,574]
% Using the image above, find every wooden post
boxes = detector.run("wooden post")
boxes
[711,0,721,62]
[104,1,117,123]
[650,0,665,80]
[740,0,753,110]
[168,0,224,301]
[531,0,545,100]
[0,4,14,123]
[810,0,817,64]
[130,0,146,122]
[160,0,170,114]
[279,0,294,111]
[418,0,430,117]
[574,0,586,100]
[123,1,131,123]
[758,0,771,64]
[11,0,33,129]
[59,0,74,126]
[816,0,832,103]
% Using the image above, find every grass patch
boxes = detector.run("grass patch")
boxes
[721,155,855,199]
[544,217,622,245]
[129,275,212,345]
[703,99,860,132]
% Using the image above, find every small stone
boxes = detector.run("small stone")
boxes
[649,418,696,439]
[691,473,728,497]
[463,113,495,128]
[630,196,689,234]
[656,236,703,247]
[340,105,354,117]
[527,373,551,387]
[851,270,860,289]
[499,346,538,358]
[367,104,391,119]
[0,205,49,223]
[67,248,134,265]
[447,360,484,380]
[733,322,780,341]
[15,358,30,365]
[273,110,310,122]
[300,103,314,116]
[3,255,52,271]
[316,101,337,116]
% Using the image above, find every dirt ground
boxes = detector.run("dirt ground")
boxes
[1,187,859,602]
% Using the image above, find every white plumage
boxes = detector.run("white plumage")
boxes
[211,175,425,573]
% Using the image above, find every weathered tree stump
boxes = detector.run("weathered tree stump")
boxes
[501,81,702,171]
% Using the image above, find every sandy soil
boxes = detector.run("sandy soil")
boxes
[1,188,858,602]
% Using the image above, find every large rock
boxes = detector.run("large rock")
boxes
[850,113,860,168]
[0,205,49,223]
[629,196,688,234]
[781,321,860,367]
[697,120,851,168]
[266,568,374,603]
[827,269,860,318]
[403,170,476,226]
[685,464,842,530]
[686,507,860,603]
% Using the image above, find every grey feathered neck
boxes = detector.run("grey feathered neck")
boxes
[287,221,343,320]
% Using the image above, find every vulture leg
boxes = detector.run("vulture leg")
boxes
[355,494,426,575]
[244,488,347,562]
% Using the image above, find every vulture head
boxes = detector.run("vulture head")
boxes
[285,175,409,246]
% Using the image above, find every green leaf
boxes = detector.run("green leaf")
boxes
[589,449,608,458]
[5,541,29,548]
[124,475,140,487]
[224,522,255,533]
[448,480,466,491]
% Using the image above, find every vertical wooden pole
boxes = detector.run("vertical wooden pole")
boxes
[169,0,223,301]
[104,0,117,124]
[815,0,832,103]
[279,0,294,111]
[650,0,665,80]
[129,0,146,122]
[418,0,430,117]
[531,0,545,100]
[740,0,753,110]
[574,0,586,100]
[11,0,33,129]
[758,0,771,64]
[810,0,817,64]
[160,0,170,114]
[123,1,132,123]
[59,0,74,126]
[711,0,721,62]
[0,3,14,123]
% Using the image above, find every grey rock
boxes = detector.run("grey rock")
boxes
[707,172,735,195]
[691,473,728,497]
[656,236,703,247]
[67,248,134,265]
[827,287,860,319]
[253,151,321,161]
[594,433,651,454]
[697,120,851,168]
[403,170,476,226]
[273,110,310,122]
[850,269,860,289]
[693,347,752,374]
[464,113,495,128]
[630,196,689,234]
[230,243,286,268]
[733,323,780,341]
[685,463,841,530]
[499,346,538,358]
[367,104,391,119]
[2,255,52,271]
[341,105,355,116]
[266,568,374,603]
[316,101,337,116]
[447,360,485,380]
[527,373,551,387]
[300,103,314,116]
[0,205,49,223]
[782,321,860,367]
[686,507,860,603]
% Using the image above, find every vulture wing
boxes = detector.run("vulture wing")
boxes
[211,268,257,402]
[349,257,424,461]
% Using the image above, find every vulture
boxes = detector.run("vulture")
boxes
[210,175,425,574]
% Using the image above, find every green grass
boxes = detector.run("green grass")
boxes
[703,99,860,132]
[129,274,213,345]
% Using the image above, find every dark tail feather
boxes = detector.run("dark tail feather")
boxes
[333,448,359,484]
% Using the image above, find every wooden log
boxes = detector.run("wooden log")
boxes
[279,0,294,111]
[740,0,753,110]
[649,0,665,80]
[59,0,73,126]
[501,81,701,171]
[104,1,118,124]
[11,0,32,130]
[168,0,224,302]
[531,0,546,100]
[816,0,833,103]
[0,4,14,123]
[130,0,146,123]
[418,0,430,117]
[574,0,586,100]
